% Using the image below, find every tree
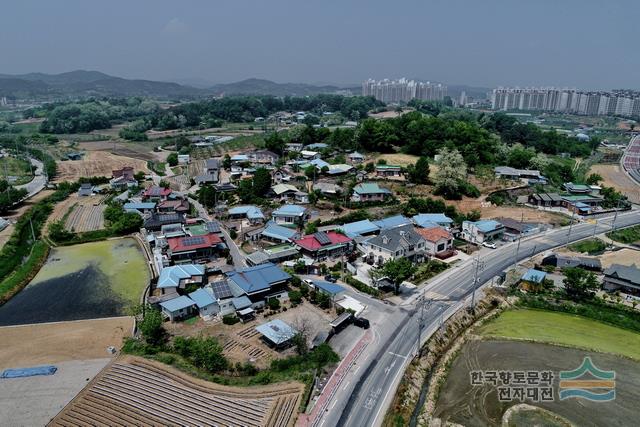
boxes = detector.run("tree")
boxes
[267,297,281,310]
[222,154,231,170]
[264,132,286,155]
[288,290,302,305]
[586,173,603,185]
[364,162,374,173]
[305,220,319,234]
[139,307,165,345]
[304,165,316,180]
[159,179,171,189]
[237,179,254,203]
[408,156,430,184]
[198,185,217,208]
[134,171,146,182]
[372,258,416,294]
[167,152,178,166]
[563,267,598,300]
[433,147,467,199]
[252,168,271,198]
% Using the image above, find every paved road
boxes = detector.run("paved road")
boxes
[321,209,640,427]
[13,157,47,198]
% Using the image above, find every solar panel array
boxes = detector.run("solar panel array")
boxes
[205,221,221,233]
[314,231,332,246]
[210,280,233,299]
[181,236,206,246]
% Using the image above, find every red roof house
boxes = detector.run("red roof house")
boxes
[167,233,223,261]
[143,186,172,200]
[293,231,352,260]
[416,226,455,259]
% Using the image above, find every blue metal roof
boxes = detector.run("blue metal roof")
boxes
[313,281,345,296]
[341,219,380,237]
[521,269,547,283]
[232,295,252,310]
[226,262,291,294]
[273,204,306,217]
[309,158,330,169]
[256,319,297,345]
[412,213,454,227]
[188,288,216,308]
[373,215,412,230]
[262,221,298,241]
[158,265,205,288]
[160,296,196,312]
[124,202,156,210]
[473,220,503,233]
[228,205,265,220]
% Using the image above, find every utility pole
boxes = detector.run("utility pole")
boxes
[515,211,524,260]
[471,254,485,311]
[566,207,576,243]
[611,199,621,234]
[416,295,431,357]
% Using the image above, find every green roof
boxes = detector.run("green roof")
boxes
[375,164,401,169]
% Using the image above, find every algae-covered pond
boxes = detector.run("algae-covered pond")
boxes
[0,238,149,326]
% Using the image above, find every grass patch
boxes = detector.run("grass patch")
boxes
[607,225,640,245]
[1,155,33,185]
[479,308,640,360]
[567,238,606,254]
[0,241,49,304]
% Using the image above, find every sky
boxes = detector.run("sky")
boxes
[0,0,638,89]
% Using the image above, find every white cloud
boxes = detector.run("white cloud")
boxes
[163,18,189,35]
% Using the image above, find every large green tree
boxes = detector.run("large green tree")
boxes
[563,267,598,300]
[407,156,430,184]
[372,257,416,294]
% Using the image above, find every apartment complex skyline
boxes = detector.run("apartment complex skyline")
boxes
[362,78,447,103]
[492,87,640,118]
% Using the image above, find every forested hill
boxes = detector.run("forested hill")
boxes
[209,78,357,97]
[0,70,204,100]
[0,71,358,100]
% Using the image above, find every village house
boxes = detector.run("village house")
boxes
[156,199,190,214]
[528,193,563,207]
[494,166,547,184]
[160,296,196,322]
[228,205,265,225]
[496,217,541,241]
[78,183,93,197]
[375,164,403,178]
[188,288,217,319]
[194,158,220,185]
[142,186,172,201]
[412,213,454,229]
[541,253,602,271]
[270,184,309,204]
[300,150,321,160]
[461,220,505,243]
[110,166,137,189]
[313,181,342,196]
[271,204,308,227]
[245,149,279,166]
[519,268,548,291]
[143,212,186,231]
[166,233,223,262]
[347,151,365,164]
[226,263,291,307]
[340,219,380,238]
[260,221,299,243]
[351,183,392,203]
[603,264,640,295]
[416,226,455,259]
[123,202,156,215]
[361,225,426,264]
[156,264,205,296]
[293,231,353,260]
[256,319,297,350]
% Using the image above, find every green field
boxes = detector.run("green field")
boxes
[479,309,640,360]
[1,155,33,185]
[608,225,640,245]
[567,238,606,254]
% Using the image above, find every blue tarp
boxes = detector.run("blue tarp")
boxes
[1,365,57,379]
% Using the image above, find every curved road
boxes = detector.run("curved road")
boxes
[320,209,640,427]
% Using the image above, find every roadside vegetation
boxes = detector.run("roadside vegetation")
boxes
[567,238,607,254]
[123,306,339,388]
[607,224,640,244]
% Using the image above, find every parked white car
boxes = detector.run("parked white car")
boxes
[482,242,497,249]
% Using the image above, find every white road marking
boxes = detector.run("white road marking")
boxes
[388,351,407,359]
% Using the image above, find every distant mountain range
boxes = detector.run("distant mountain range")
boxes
[0,70,490,101]
[0,71,358,100]
[0,70,204,100]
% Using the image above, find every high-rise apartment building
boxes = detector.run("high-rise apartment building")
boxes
[491,87,640,118]
[362,78,447,103]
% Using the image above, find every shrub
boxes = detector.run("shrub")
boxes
[222,314,240,325]
[268,297,281,310]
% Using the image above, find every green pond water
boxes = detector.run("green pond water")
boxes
[32,238,149,304]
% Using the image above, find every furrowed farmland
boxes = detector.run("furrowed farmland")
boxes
[50,357,303,427]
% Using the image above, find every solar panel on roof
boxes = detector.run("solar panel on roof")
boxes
[182,236,206,246]
[314,231,332,245]
[205,221,220,233]
[210,281,233,299]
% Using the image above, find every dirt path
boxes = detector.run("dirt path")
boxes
[0,317,133,369]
